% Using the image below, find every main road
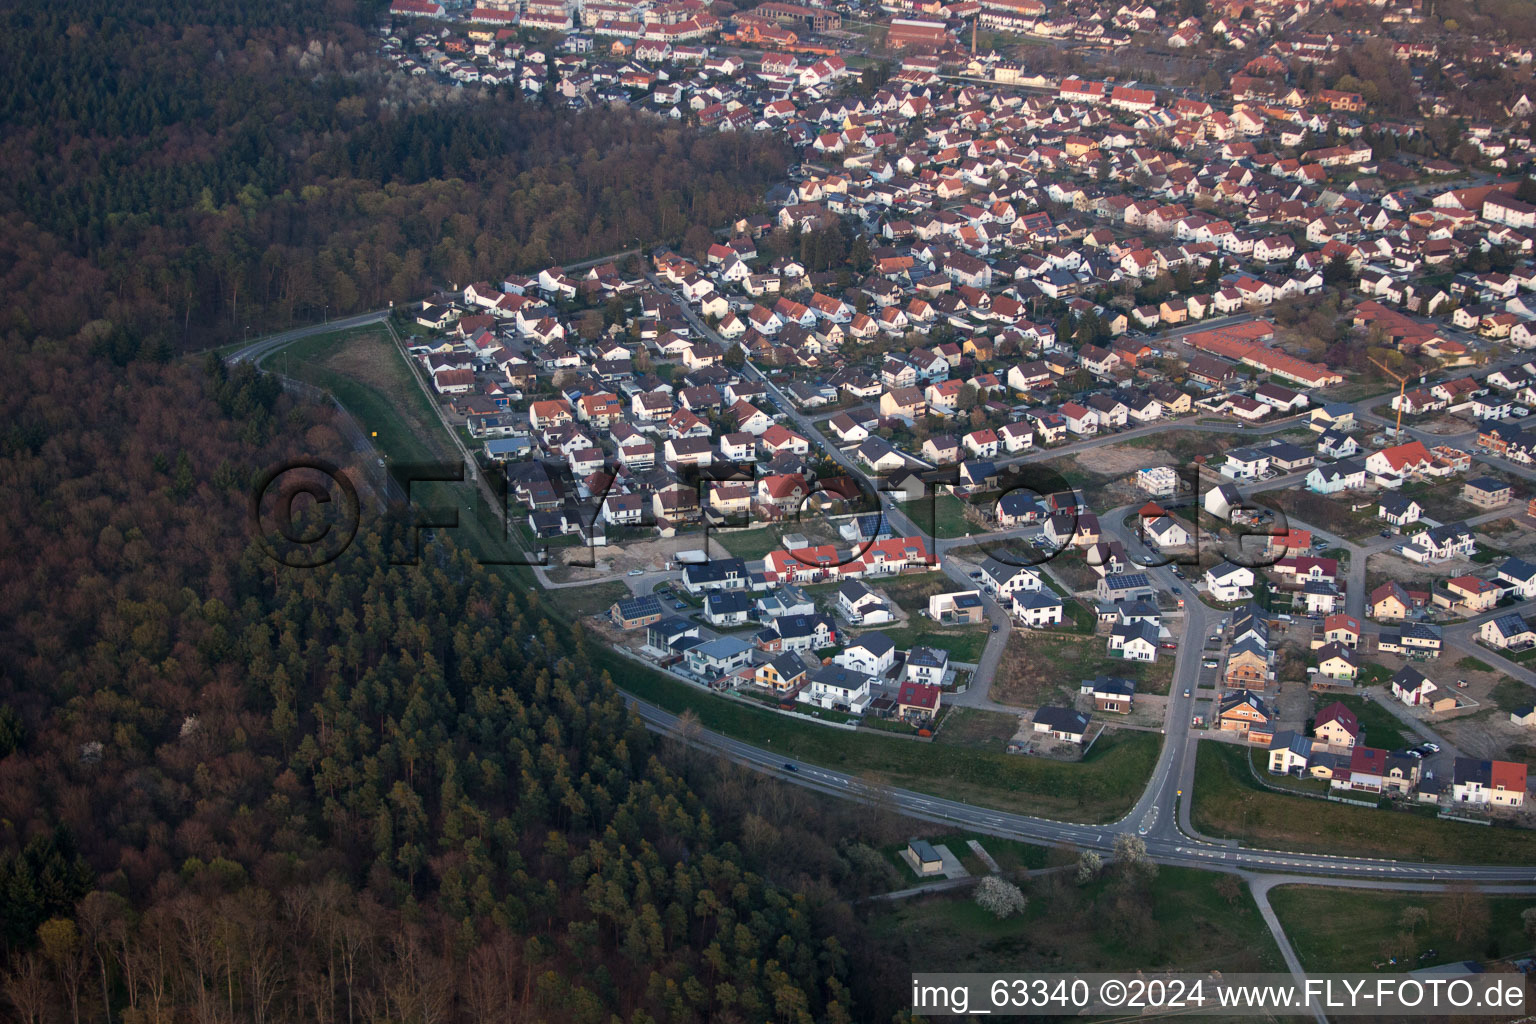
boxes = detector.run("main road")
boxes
[625,694,1536,882]
[226,308,392,365]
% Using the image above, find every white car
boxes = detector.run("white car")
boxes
[627,569,645,576]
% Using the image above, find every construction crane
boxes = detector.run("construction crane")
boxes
[1368,355,1412,440]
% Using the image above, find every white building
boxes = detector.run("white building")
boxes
[1205,562,1255,602]
[798,666,871,713]
[1137,465,1178,496]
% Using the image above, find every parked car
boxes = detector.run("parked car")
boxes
[627,569,645,576]
[1423,742,1440,753]
[1380,529,1393,537]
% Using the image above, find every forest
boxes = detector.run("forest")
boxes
[0,0,789,355]
[0,346,906,1022]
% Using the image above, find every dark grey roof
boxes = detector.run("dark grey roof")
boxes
[907,644,949,667]
[849,630,895,656]
[1034,706,1090,733]
[1085,675,1136,697]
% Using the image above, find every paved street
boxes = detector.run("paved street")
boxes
[624,693,1536,883]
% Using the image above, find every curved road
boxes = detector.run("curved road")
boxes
[627,694,1536,883]
[227,309,392,365]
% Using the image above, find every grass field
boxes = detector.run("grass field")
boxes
[1269,885,1536,971]
[1247,748,1330,795]
[272,324,456,466]
[1192,742,1536,864]
[716,526,797,563]
[934,707,1023,750]
[559,580,633,620]
[1327,694,1415,752]
[868,866,1287,974]
[600,645,1161,823]
[874,624,990,663]
[1490,679,1533,712]
[900,493,976,539]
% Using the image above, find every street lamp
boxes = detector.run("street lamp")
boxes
[324,304,329,323]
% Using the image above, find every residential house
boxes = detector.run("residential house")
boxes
[1378,495,1423,527]
[1217,689,1272,744]
[1267,731,1314,774]
[836,631,897,676]
[1440,575,1501,613]
[1480,613,1535,650]
[1108,620,1160,662]
[1316,613,1362,649]
[705,592,754,627]
[1307,459,1366,494]
[610,594,664,630]
[1451,758,1527,809]
[905,645,950,686]
[685,636,756,678]
[1497,556,1536,599]
[838,580,893,627]
[896,681,942,723]
[1081,675,1136,714]
[1462,476,1512,508]
[1314,701,1361,748]
[799,665,871,713]
[1033,706,1091,744]
[928,590,986,624]
[1013,589,1064,628]
[1315,641,1359,681]
[754,654,808,693]
[1097,572,1156,603]
[1402,521,1476,563]
[1224,639,1270,689]
[1390,666,1439,707]
[1206,562,1255,602]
